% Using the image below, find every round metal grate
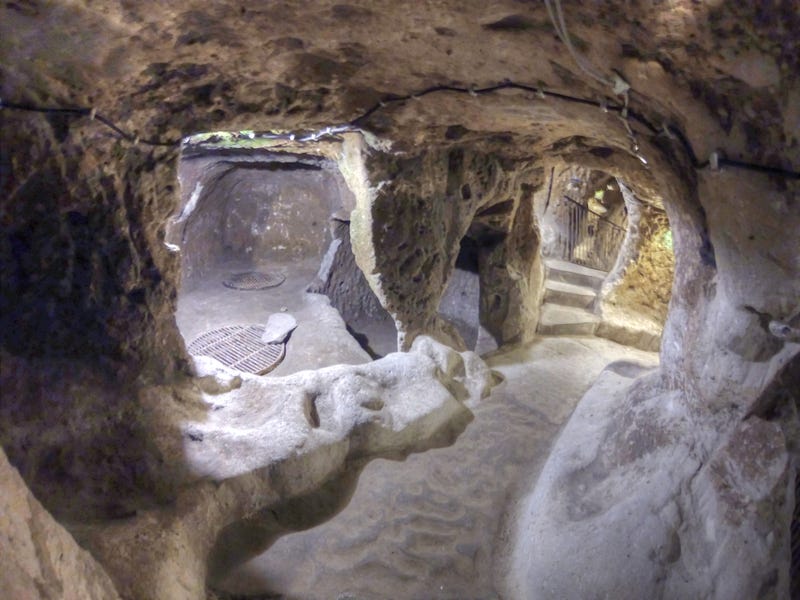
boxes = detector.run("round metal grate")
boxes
[223,271,285,290]
[187,325,285,375]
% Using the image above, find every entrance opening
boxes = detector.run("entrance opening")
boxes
[167,133,396,374]
[439,236,482,350]
[536,165,675,350]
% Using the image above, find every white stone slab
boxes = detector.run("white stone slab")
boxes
[261,313,297,343]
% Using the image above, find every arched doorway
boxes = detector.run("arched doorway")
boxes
[536,165,674,350]
[167,133,397,375]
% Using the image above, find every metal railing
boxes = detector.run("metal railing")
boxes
[550,195,626,272]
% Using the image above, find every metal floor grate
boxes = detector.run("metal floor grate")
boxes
[187,325,285,375]
[223,271,285,290]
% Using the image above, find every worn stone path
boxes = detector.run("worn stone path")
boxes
[216,336,659,599]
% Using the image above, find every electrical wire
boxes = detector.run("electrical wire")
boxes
[543,0,642,161]
[0,100,176,147]
[1,83,798,179]
[544,0,613,89]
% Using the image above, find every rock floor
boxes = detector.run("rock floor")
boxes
[176,257,383,376]
[214,336,659,599]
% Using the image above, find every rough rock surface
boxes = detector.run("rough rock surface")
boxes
[1,1,799,598]
[64,337,494,600]
[350,143,546,350]
[307,218,395,355]
[596,182,674,351]
[215,337,659,599]
[508,355,798,600]
[0,114,185,378]
[309,220,388,324]
[602,196,674,324]
[169,150,354,287]
[0,448,121,599]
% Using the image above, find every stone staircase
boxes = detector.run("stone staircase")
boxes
[537,259,607,336]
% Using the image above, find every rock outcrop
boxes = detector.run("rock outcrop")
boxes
[0,448,121,599]
[507,356,798,600]
[65,337,494,599]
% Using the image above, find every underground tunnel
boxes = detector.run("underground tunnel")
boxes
[1,1,799,599]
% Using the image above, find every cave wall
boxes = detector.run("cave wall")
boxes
[507,136,799,597]
[602,190,675,325]
[0,111,184,379]
[439,248,481,351]
[1,0,799,598]
[0,447,122,599]
[509,140,799,599]
[0,353,180,523]
[171,157,228,284]
[351,144,544,350]
[678,170,800,407]
[220,168,333,263]
[307,219,392,327]
[475,180,545,346]
[0,111,192,557]
[594,183,675,351]
[175,160,341,286]
[610,144,800,411]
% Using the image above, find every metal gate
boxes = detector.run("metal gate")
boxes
[550,195,626,272]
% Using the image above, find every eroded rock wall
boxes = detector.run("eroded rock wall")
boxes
[595,183,674,351]
[603,202,673,324]
[507,356,798,600]
[308,219,390,325]
[351,144,543,350]
[475,181,545,346]
[169,148,356,285]
[509,165,800,599]
[662,170,800,406]
[1,111,184,379]
[1,0,799,598]
[0,447,121,599]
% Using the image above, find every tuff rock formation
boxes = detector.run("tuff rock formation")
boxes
[1,1,798,598]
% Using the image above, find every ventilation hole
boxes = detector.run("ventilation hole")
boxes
[360,397,384,411]
[187,325,285,375]
[483,14,536,31]
[222,271,285,290]
[304,392,321,428]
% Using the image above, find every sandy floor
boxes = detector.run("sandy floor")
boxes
[214,336,659,599]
